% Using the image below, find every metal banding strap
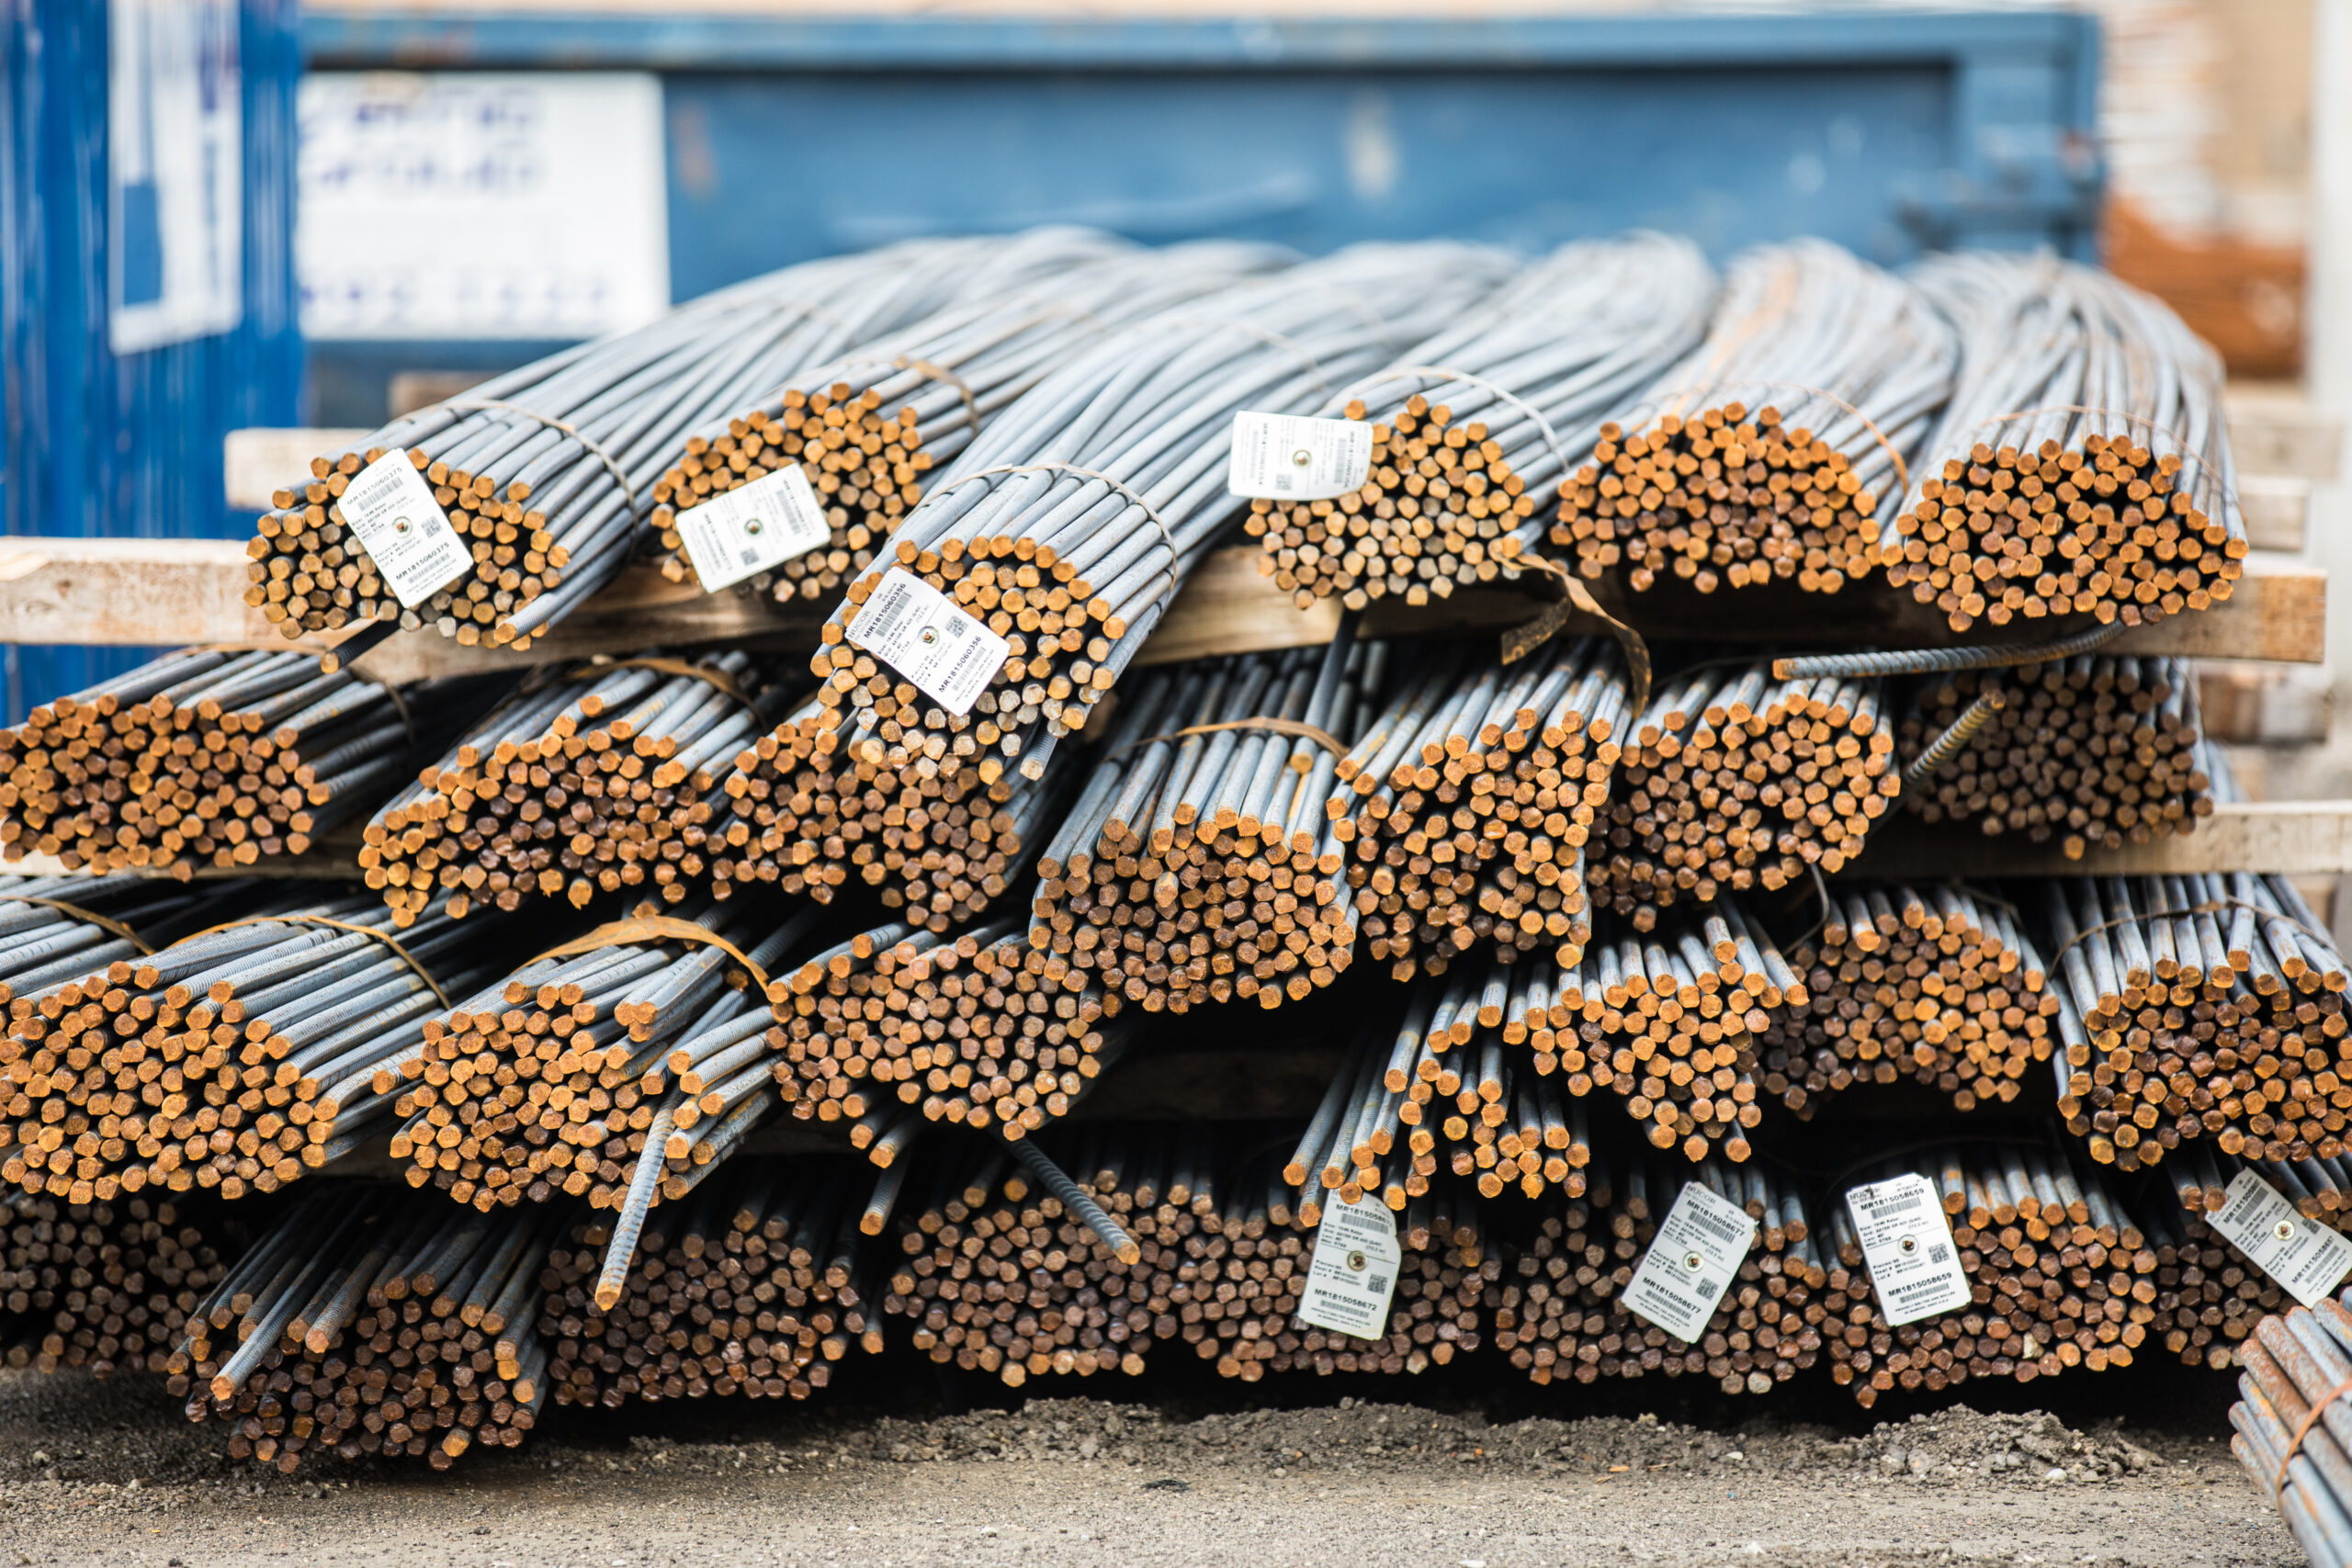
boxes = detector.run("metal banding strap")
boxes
[0,895,153,954]
[1342,365,1570,481]
[531,913,775,1000]
[180,915,451,1009]
[443,400,640,519]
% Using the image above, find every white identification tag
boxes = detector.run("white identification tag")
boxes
[2210,1169,2352,1309]
[1845,1173,1973,1326]
[1297,1193,1402,1341]
[1625,1181,1758,1345]
[845,569,1012,718]
[334,448,471,608]
[675,465,832,592]
[1227,412,1374,502]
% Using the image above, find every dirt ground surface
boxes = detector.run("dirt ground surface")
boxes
[0,1359,2301,1567]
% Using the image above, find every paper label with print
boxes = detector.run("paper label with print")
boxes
[676,465,831,592]
[845,568,1011,717]
[1625,1181,1759,1345]
[2211,1168,2352,1309]
[1297,1193,1402,1341]
[334,448,470,608]
[1845,1173,1973,1326]
[1227,412,1374,501]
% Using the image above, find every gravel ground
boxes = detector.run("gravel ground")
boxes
[0,1360,2300,1567]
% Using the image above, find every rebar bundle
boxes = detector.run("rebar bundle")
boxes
[1,893,520,1203]
[2045,874,2348,1170]
[251,235,1101,654]
[1555,902,1798,1161]
[1271,1185,1491,1377]
[0,1194,227,1376]
[1250,233,1716,609]
[1585,664,1894,928]
[655,237,1279,603]
[388,897,815,1211]
[703,690,1079,930]
[1487,1151,1826,1392]
[1758,883,2058,1117]
[0,873,231,1005]
[359,651,808,924]
[1819,1145,2158,1407]
[1030,631,1380,1012]
[1287,967,1597,1206]
[1553,240,1955,597]
[2232,1292,2352,1565]
[539,1156,895,1407]
[1886,251,2247,633]
[811,242,1516,791]
[1329,635,1630,980]
[2134,1197,2283,1371]
[0,649,502,877]
[1897,656,2213,857]
[882,1134,1170,1387]
[170,1186,557,1471]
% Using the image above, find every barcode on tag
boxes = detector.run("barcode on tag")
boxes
[1624,1181,1758,1345]
[1845,1173,1973,1327]
[334,448,471,609]
[2210,1168,2352,1309]
[675,464,832,592]
[1227,412,1374,502]
[1297,1194,1403,1341]
[845,569,1012,718]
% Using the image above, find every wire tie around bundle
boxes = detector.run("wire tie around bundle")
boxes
[444,400,639,519]
[2272,1360,2352,1509]
[1114,716,1347,769]
[930,461,1179,570]
[1341,365,1569,479]
[347,671,418,750]
[182,915,450,1009]
[530,914,775,1001]
[814,355,981,434]
[2047,899,2336,977]
[0,896,153,954]
[1498,556,1653,717]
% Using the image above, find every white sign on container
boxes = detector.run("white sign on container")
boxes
[297,72,669,341]
[107,0,243,354]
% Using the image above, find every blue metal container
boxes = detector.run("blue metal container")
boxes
[1,0,302,721]
[300,9,2102,415]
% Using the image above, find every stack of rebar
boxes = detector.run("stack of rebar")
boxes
[1553,902,1798,1161]
[655,237,1278,603]
[171,1186,557,1471]
[1896,657,2213,858]
[0,1193,228,1376]
[2232,1292,2352,1564]
[1250,233,1716,610]
[811,242,1515,792]
[2045,874,2349,1171]
[2136,1195,2282,1371]
[359,651,807,924]
[769,910,1120,1138]
[0,649,503,877]
[1487,1151,1826,1393]
[249,235,1105,656]
[705,693,1078,931]
[1887,251,2247,633]
[1329,636,1630,980]
[1584,664,1894,929]
[1818,1144,2159,1407]
[1,892,522,1203]
[538,1156,895,1407]
[0,873,232,1005]
[1758,883,2058,1117]
[1553,240,1955,597]
[389,896,810,1211]
[1288,967,1597,1205]
[1030,631,1380,1012]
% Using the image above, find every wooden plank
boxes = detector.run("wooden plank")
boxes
[222,428,369,512]
[1845,801,2352,878]
[2226,390,2345,482]
[2240,473,2310,553]
[2197,663,2333,745]
[0,538,2326,683]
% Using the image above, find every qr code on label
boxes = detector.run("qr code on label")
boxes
[1928,1243,1951,1266]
